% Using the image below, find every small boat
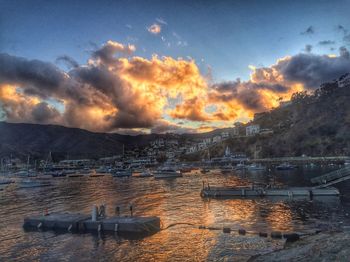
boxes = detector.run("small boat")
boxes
[96,166,111,173]
[112,169,132,177]
[276,163,297,170]
[247,163,266,171]
[153,167,182,179]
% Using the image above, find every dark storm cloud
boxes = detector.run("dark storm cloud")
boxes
[0,41,189,131]
[210,80,289,112]
[275,48,350,88]
[301,26,314,35]
[0,53,65,93]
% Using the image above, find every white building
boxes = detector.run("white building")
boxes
[197,142,207,150]
[246,125,260,136]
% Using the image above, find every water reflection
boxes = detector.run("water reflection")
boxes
[0,167,350,261]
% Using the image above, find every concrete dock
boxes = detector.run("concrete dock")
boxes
[201,186,340,198]
[84,216,160,234]
[23,212,161,236]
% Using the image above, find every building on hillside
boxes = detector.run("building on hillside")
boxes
[221,131,229,139]
[151,138,165,148]
[259,128,274,136]
[246,124,260,136]
[197,142,207,150]
[203,137,211,145]
[187,145,197,154]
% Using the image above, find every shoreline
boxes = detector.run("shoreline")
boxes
[249,231,350,261]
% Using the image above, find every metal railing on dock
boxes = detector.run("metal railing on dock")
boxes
[311,167,350,184]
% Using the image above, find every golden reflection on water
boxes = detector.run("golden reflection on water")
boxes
[0,168,345,261]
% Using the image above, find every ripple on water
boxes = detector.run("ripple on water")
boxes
[1,168,350,261]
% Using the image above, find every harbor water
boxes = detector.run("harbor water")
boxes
[1,166,350,261]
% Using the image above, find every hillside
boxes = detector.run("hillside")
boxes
[184,74,350,160]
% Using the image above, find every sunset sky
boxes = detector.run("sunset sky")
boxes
[1,0,350,134]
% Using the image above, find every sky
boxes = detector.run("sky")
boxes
[0,0,350,134]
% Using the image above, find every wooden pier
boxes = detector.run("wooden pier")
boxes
[23,212,161,237]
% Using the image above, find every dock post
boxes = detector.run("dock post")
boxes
[129,204,133,217]
[92,205,97,221]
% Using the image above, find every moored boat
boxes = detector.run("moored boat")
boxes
[153,167,182,179]
[136,169,153,177]
[276,163,297,170]
[112,168,132,177]
[247,163,266,171]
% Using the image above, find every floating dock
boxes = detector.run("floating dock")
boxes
[200,186,340,198]
[23,212,161,237]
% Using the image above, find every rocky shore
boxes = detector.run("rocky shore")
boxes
[250,231,350,261]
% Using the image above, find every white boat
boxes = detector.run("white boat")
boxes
[234,162,247,170]
[247,163,266,171]
[112,168,132,177]
[96,166,111,173]
[276,162,297,170]
[153,167,182,179]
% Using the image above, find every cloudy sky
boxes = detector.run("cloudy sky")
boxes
[0,0,350,134]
